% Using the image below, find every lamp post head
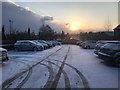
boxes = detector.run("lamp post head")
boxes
[9,20,11,22]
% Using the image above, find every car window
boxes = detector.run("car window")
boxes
[16,42,21,45]
[21,42,30,45]
[92,41,96,43]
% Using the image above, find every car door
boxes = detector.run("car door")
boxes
[21,42,31,51]
[28,42,34,50]
[19,42,25,50]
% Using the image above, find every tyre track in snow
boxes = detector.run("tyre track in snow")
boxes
[16,63,52,89]
[49,47,70,89]
[2,60,54,89]
[47,61,71,89]
[2,60,32,89]
[49,59,90,90]
[2,46,63,89]
[43,61,54,88]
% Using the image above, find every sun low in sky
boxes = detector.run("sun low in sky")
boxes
[66,22,81,32]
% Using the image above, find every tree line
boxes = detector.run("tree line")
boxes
[80,31,115,41]
[1,24,116,45]
[1,25,66,45]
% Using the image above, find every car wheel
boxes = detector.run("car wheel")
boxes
[33,47,38,51]
[86,46,90,49]
[15,47,19,51]
[44,47,46,50]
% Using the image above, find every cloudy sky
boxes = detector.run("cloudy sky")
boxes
[3,0,119,32]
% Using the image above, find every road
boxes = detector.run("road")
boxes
[1,45,119,89]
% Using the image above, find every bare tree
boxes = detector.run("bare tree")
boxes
[104,17,112,32]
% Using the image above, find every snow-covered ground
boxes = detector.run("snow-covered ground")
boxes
[1,45,119,89]
[65,45,119,88]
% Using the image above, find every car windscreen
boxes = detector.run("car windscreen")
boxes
[35,41,40,44]
[103,42,119,50]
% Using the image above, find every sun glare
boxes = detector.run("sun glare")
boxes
[70,25,78,31]
[66,22,80,31]
[68,22,80,31]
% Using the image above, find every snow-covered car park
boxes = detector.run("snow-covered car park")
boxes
[0,44,119,89]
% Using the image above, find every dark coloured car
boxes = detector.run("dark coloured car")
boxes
[94,41,112,55]
[98,41,120,65]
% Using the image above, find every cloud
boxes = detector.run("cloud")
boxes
[43,16,53,21]
[25,6,30,11]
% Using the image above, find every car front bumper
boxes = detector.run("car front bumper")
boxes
[98,52,115,62]
[94,50,99,55]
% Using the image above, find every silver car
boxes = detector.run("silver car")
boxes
[14,40,44,51]
[37,40,52,48]
[0,47,9,63]
[82,40,96,49]
[32,40,45,49]
[36,40,48,49]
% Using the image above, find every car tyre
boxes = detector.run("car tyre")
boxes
[86,46,90,49]
[33,47,38,51]
[15,47,19,51]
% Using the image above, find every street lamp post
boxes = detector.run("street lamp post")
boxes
[9,20,11,35]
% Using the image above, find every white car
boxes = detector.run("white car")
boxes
[81,40,96,49]
[0,47,9,63]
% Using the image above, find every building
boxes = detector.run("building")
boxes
[113,25,120,40]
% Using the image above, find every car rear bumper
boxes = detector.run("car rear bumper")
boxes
[0,56,9,62]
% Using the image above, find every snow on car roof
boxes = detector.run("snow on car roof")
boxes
[16,40,37,44]
[0,47,7,51]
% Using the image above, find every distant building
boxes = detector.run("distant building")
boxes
[113,25,120,40]
[104,31,114,36]
[71,34,80,41]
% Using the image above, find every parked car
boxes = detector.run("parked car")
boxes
[14,40,44,51]
[56,41,61,45]
[94,41,110,55]
[47,41,55,47]
[81,40,96,49]
[32,40,46,49]
[76,41,80,45]
[98,41,120,65]
[0,47,9,63]
[36,40,49,49]
[52,41,61,46]
[79,41,83,46]
[50,41,56,47]
[76,41,83,46]
[38,40,52,48]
